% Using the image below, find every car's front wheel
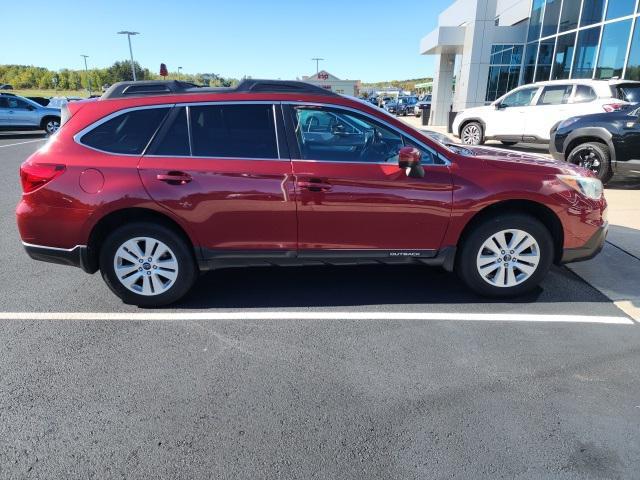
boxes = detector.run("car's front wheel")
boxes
[460,122,484,145]
[567,142,613,184]
[456,214,553,297]
[42,116,60,135]
[99,222,197,307]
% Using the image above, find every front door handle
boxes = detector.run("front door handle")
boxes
[298,178,332,192]
[156,171,192,185]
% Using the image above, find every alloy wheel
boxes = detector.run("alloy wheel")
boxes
[113,237,179,296]
[462,124,481,145]
[46,120,60,134]
[476,229,541,288]
[574,147,602,175]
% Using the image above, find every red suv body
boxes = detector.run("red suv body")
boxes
[17,80,608,306]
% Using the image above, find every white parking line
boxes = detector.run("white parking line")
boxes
[0,311,633,324]
[0,138,46,148]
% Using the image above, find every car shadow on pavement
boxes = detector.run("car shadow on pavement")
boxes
[174,264,610,309]
[0,132,47,140]
[607,177,640,190]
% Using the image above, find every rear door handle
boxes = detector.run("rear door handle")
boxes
[298,178,332,192]
[156,171,192,185]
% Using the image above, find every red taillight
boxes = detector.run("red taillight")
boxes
[603,103,626,112]
[20,162,66,193]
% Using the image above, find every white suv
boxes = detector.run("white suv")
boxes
[452,79,640,146]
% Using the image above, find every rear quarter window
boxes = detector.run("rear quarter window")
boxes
[80,107,169,155]
[614,83,640,102]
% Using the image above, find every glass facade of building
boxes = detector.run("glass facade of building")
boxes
[486,44,524,101]
[522,0,640,84]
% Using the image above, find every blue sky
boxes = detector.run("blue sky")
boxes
[2,0,451,82]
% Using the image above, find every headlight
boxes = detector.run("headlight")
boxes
[557,174,603,200]
[558,117,579,130]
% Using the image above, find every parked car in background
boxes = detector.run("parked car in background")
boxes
[0,84,13,90]
[415,95,432,117]
[397,96,418,116]
[550,106,640,184]
[27,97,50,107]
[17,79,607,306]
[46,96,84,109]
[384,99,400,115]
[452,79,640,146]
[0,94,61,134]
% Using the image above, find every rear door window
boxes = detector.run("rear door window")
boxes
[80,107,169,155]
[152,107,190,156]
[537,85,573,105]
[573,85,598,103]
[189,103,278,158]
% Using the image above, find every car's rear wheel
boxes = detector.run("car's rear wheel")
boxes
[99,222,197,307]
[456,214,553,297]
[461,122,484,145]
[42,116,60,135]
[567,142,613,184]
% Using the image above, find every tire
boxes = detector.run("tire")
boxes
[99,222,197,307]
[567,141,613,184]
[456,213,553,297]
[460,121,484,146]
[501,141,518,146]
[41,116,60,135]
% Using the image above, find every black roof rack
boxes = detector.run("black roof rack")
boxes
[101,79,338,100]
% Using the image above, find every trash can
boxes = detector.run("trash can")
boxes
[448,111,457,134]
[421,104,431,126]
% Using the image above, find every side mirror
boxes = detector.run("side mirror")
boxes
[398,146,421,168]
[398,146,424,178]
[27,105,36,111]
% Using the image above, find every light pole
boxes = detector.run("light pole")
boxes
[80,54,91,96]
[117,31,139,81]
[311,57,324,75]
[178,66,182,80]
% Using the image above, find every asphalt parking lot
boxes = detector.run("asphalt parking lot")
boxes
[1,133,639,479]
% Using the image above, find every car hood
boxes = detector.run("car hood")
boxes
[462,145,588,175]
[459,105,494,116]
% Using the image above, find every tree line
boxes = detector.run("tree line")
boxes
[0,62,239,90]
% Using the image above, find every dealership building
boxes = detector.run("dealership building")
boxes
[421,0,640,125]
[301,71,360,96]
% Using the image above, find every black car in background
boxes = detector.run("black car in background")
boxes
[550,106,640,184]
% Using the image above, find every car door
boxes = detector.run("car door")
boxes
[526,84,574,141]
[138,103,297,259]
[6,97,40,126]
[485,86,540,140]
[284,103,453,255]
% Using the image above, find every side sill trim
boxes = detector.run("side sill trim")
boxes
[197,247,457,272]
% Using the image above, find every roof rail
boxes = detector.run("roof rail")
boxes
[101,79,338,99]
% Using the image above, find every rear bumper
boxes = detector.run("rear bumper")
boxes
[23,242,93,273]
[560,223,608,264]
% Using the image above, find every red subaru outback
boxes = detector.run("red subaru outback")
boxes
[17,80,607,307]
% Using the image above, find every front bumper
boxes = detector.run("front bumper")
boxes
[560,223,608,264]
[23,242,93,273]
[548,130,565,161]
